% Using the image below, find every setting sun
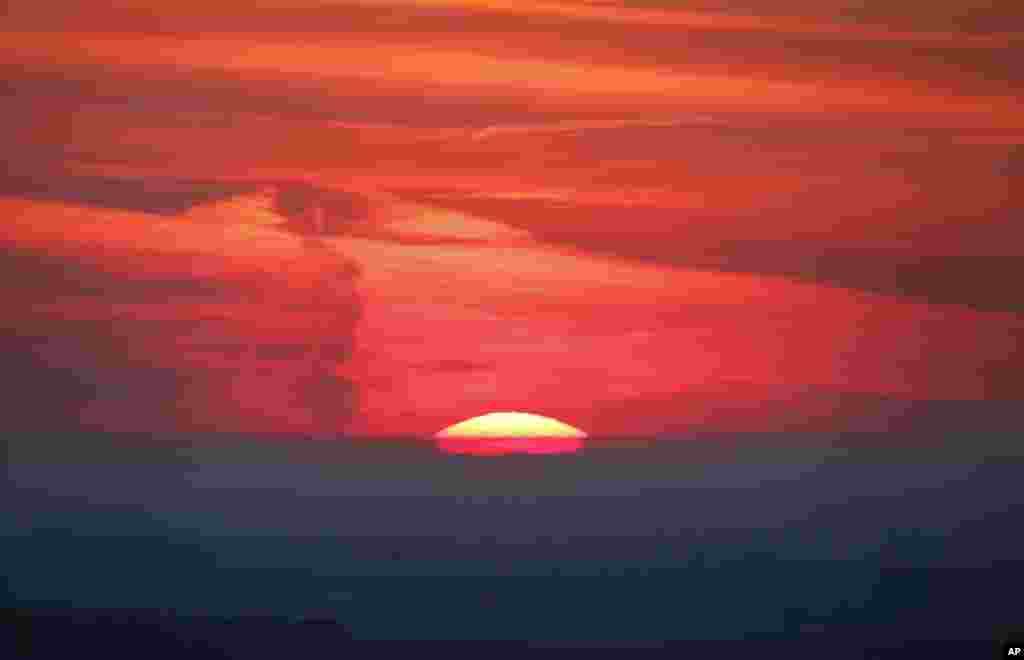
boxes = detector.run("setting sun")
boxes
[435,412,587,455]
[436,412,587,438]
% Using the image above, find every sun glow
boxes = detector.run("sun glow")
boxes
[435,411,587,455]
[437,411,587,438]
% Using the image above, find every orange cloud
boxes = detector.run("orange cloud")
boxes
[3,32,1018,128]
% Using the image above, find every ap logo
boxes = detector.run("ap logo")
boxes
[1008,647,1022,656]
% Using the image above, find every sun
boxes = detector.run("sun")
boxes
[437,411,588,439]
[435,412,587,455]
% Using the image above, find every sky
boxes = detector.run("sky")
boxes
[2,0,1022,438]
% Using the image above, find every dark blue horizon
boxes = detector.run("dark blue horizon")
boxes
[6,431,1022,644]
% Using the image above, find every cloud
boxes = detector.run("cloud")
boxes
[10,0,1016,43]
[0,172,259,216]
[0,189,364,435]
[468,117,724,141]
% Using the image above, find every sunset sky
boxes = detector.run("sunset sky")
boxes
[3,0,1022,440]
[3,0,1023,440]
